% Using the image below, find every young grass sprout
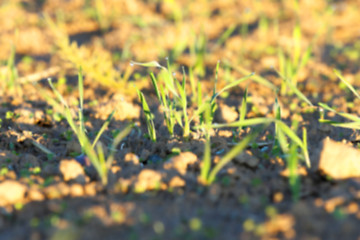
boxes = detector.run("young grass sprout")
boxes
[319,69,360,130]
[45,67,133,185]
[131,60,255,140]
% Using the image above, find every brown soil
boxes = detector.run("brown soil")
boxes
[1,0,360,240]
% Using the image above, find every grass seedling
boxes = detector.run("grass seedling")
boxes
[318,69,360,130]
[238,88,248,132]
[199,102,264,185]
[201,114,310,168]
[136,87,157,142]
[287,128,301,202]
[273,68,313,107]
[203,113,264,184]
[131,60,256,140]
[277,21,312,96]
[45,67,133,185]
[222,60,277,91]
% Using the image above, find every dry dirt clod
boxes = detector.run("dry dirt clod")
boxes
[27,187,45,202]
[134,169,162,192]
[69,184,84,197]
[214,103,239,123]
[168,176,186,188]
[318,138,360,179]
[84,182,97,196]
[59,159,86,184]
[43,182,70,199]
[0,180,27,206]
[124,152,140,165]
[233,150,259,168]
[163,152,198,175]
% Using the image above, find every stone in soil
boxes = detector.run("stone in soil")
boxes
[318,138,360,179]
[134,169,163,192]
[163,152,198,175]
[0,180,27,206]
[59,159,86,184]
[214,103,239,123]
[233,150,259,168]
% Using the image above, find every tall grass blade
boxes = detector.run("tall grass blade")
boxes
[207,130,260,184]
[200,103,212,182]
[130,60,165,69]
[319,103,360,122]
[92,110,116,148]
[334,69,360,100]
[275,69,313,106]
[224,62,277,91]
[211,73,254,102]
[136,89,156,142]
[239,88,248,131]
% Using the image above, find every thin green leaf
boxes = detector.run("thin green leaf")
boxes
[319,102,360,122]
[240,88,248,119]
[92,110,116,148]
[211,73,254,102]
[224,62,277,91]
[207,130,259,184]
[206,117,275,129]
[275,69,313,106]
[150,72,162,102]
[334,68,360,100]
[107,123,134,167]
[136,89,156,142]
[78,67,85,135]
[130,60,165,69]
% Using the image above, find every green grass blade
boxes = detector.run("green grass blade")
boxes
[92,110,116,148]
[275,120,310,167]
[239,88,248,131]
[207,117,275,129]
[224,62,277,91]
[216,24,237,46]
[334,68,360,100]
[288,140,300,202]
[107,123,134,167]
[293,22,301,67]
[319,102,360,122]
[277,127,289,153]
[298,45,312,71]
[130,60,165,69]
[319,119,360,129]
[211,73,254,102]
[95,142,107,182]
[275,69,313,106]
[47,78,79,136]
[200,103,212,182]
[150,72,162,102]
[213,60,220,95]
[78,67,85,135]
[207,130,259,184]
[136,89,156,142]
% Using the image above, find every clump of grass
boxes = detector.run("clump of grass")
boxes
[131,60,254,140]
[44,67,133,185]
